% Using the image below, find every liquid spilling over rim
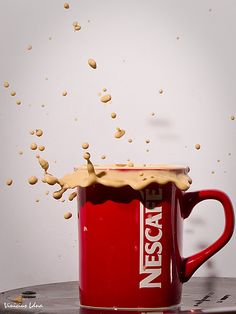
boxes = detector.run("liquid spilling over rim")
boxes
[57,162,192,192]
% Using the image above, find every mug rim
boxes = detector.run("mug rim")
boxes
[80,163,189,171]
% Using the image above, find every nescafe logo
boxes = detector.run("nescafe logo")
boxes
[139,189,163,288]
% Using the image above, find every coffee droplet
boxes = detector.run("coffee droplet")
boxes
[231,115,235,120]
[44,174,58,185]
[29,130,35,135]
[103,88,107,92]
[128,138,133,143]
[36,129,43,137]
[159,89,163,94]
[4,81,9,88]
[100,94,112,103]
[115,128,125,139]
[151,112,155,116]
[18,151,23,155]
[101,155,106,159]
[83,152,91,160]
[127,162,134,167]
[38,157,49,172]
[82,142,89,149]
[28,176,38,185]
[64,2,69,9]
[10,91,16,96]
[6,179,13,186]
[11,295,23,304]
[62,90,67,96]
[145,139,150,144]
[64,212,72,219]
[27,44,32,51]
[16,100,21,105]
[30,142,37,150]
[35,199,40,203]
[73,21,81,31]
[195,144,201,150]
[88,58,97,69]
[38,145,45,151]
[111,112,117,119]
[69,191,77,201]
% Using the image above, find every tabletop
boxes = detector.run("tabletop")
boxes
[0,277,236,313]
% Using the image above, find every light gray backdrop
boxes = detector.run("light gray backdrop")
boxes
[0,0,236,292]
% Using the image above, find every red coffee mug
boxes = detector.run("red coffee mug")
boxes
[77,166,234,310]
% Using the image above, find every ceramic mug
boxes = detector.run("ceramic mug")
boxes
[77,166,234,310]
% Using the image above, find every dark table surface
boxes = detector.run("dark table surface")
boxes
[0,277,236,313]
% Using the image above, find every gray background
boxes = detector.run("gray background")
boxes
[0,0,236,292]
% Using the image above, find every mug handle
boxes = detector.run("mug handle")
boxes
[181,189,234,282]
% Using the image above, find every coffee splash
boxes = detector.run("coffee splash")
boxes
[37,150,191,202]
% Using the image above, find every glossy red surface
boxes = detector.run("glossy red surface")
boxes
[77,184,234,310]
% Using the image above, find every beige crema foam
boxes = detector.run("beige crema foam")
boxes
[38,156,192,200]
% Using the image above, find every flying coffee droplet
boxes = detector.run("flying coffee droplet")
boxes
[62,90,67,96]
[36,129,43,137]
[111,112,117,119]
[69,191,77,201]
[28,176,38,185]
[64,2,69,9]
[146,149,150,152]
[211,171,215,174]
[35,199,40,203]
[145,139,150,144]
[38,157,49,172]
[10,91,16,96]
[159,89,163,94]
[217,159,220,163]
[231,115,235,120]
[101,155,106,160]
[45,191,49,195]
[73,22,81,31]
[16,100,21,105]
[115,128,125,139]
[195,144,201,150]
[44,174,58,185]
[64,212,72,219]
[88,58,97,69]
[18,151,23,155]
[61,199,65,203]
[228,152,231,156]
[128,138,133,143]
[103,88,107,92]
[6,179,13,186]
[30,142,37,150]
[83,152,90,160]
[100,94,112,103]
[142,178,147,181]
[82,142,89,149]
[38,145,45,151]
[151,112,155,116]
[29,130,35,135]
[4,81,9,88]
[27,44,32,51]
